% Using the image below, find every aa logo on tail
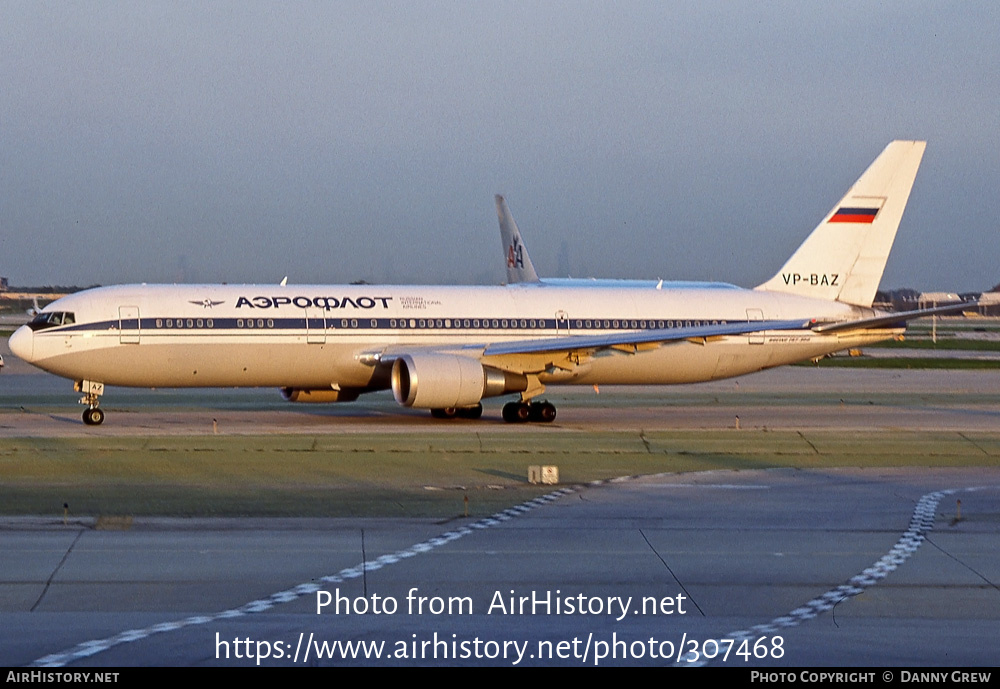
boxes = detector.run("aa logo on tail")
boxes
[507,236,524,268]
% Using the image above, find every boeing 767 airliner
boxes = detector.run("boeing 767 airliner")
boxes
[10,141,965,425]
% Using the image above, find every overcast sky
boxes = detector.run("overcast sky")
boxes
[2,1,999,291]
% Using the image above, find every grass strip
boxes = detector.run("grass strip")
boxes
[1,431,996,518]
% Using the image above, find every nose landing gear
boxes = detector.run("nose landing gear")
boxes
[75,380,106,425]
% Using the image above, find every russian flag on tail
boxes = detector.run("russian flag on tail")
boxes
[829,207,880,224]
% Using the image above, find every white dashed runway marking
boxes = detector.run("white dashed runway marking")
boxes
[680,486,989,666]
[31,488,577,667]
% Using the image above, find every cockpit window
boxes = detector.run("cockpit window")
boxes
[28,312,76,331]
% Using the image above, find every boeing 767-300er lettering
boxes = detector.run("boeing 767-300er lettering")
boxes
[9,140,969,425]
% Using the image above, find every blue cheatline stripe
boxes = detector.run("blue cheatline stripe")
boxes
[39,316,736,336]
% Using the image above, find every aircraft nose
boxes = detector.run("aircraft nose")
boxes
[8,325,33,362]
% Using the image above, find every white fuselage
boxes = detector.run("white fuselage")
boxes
[10,282,891,394]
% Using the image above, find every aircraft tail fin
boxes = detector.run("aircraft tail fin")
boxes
[496,195,540,284]
[756,140,926,307]
[26,297,43,318]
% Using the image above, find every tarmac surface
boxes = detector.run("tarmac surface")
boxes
[2,345,1000,666]
[2,364,1000,434]
[3,468,998,667]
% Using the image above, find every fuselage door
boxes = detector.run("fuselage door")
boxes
[746,308,764,345]
[119,306,140,344]
[555,310,571,336]
[305,308,326,344]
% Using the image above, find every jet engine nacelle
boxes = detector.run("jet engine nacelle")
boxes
[281,387,362,403]
[391,354,527,409]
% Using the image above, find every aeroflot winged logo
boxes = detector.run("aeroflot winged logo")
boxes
[189,299,225,308]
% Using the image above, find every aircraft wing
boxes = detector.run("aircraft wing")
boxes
[475,301,972,358]
[810,301,974,333]
[371,302,971,365]
[474,319,813,357]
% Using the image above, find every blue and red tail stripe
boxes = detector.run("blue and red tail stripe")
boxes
[828,207,879,224]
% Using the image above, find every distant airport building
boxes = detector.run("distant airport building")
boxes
[0,277,8,291]
[917,292,963,309]
[973,292,1000,316]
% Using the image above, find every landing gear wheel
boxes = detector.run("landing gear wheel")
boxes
[502,401,532,423]
[83,407,105,425]
[432,404,485,420]
[527,401,557,422]
[457,404,483,420]
[537,402,557,423]
[502,402,518,422]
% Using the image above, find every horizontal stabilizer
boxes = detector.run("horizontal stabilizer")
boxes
[811,301,974,333]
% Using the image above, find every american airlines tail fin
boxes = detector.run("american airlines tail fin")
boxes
[756,140,926,307]
[26,297,43,317]
[496,195,540,284]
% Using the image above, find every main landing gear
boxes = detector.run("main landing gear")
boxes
[502,400,556,423]
[427,400,557,423]
[430,404,484,420]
